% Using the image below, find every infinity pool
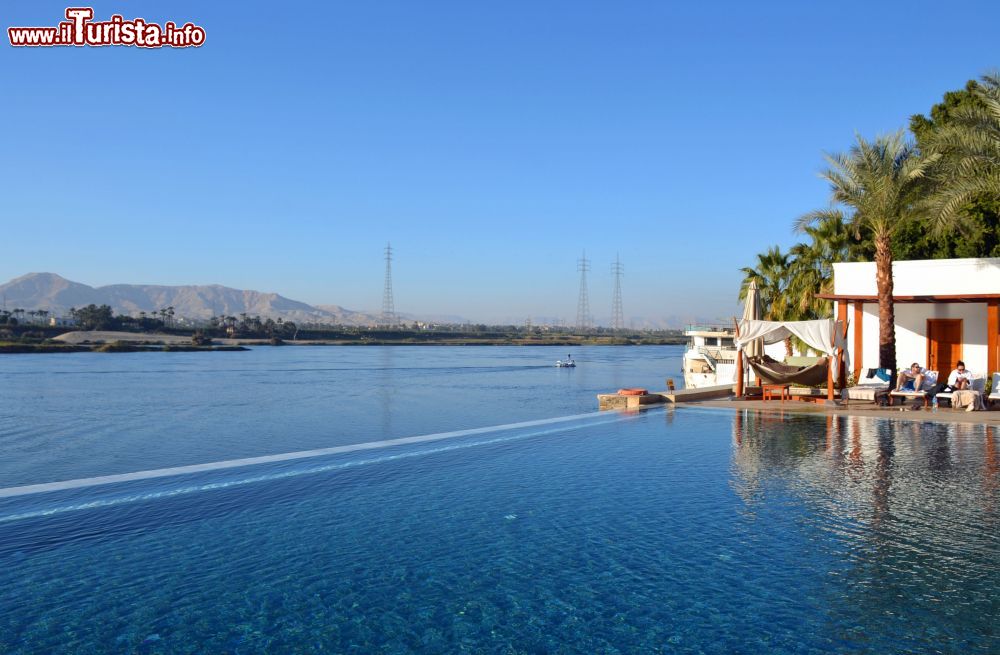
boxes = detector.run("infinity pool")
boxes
[2,405,998,654]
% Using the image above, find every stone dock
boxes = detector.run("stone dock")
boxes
[597,384,732,410]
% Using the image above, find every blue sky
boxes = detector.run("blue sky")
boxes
[2,1,998,324]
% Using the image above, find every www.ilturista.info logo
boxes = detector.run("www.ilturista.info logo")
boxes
[8,7,205,48]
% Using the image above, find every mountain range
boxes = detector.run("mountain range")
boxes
[0,273,459,326]
[0,273,710,329]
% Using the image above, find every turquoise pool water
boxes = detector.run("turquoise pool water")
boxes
[1,348,998,653]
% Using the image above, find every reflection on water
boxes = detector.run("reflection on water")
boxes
[732,411,1000,651]
[377,347,397,438]
[0,407,996,654]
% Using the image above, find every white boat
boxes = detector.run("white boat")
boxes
[682,325,737,388]
[556,356,576,368]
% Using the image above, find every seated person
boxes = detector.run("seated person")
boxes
[896,363,925,392]
[931,360,972,396]
[949,361,973,390]
[930,361,974,398]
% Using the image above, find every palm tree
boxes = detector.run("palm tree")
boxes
[739,246,792,321]
[796,131,937,381]
[923,72,1000,225]
[786,213,863,321]
[739,246,795,355]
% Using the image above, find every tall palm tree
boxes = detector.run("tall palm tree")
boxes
[739,246,791,320]
[739,246,795,355]
[923,72,1000,225]
[796,131,937,380]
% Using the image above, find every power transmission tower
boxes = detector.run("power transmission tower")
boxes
[611,253,625,331]
[576,251,591,332]
[381,242,396,326]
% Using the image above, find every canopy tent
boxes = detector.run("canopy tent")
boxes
[733,318,849,400]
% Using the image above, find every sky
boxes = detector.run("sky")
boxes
[2,1,998,325]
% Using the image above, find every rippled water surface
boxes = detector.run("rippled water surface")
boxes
[0,346,678,486]
[1,347,998,654]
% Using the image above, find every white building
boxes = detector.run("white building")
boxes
[824,257,1000,379]
[49,316,78,327]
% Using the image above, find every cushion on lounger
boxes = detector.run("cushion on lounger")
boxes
[784,356,825,367]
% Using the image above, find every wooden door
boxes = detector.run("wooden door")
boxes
[927,319,962,373]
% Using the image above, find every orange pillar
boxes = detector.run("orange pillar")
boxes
[988,300,999,376]
[736,349,744,398]
[734,319,744,398]
[853,301,864,380]
[827,320,836,401]
[827,357,835,401]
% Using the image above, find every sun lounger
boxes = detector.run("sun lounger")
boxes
[935,376,986,407]
[888,370,938,407]
[842,381,889,403]
[841,368,891,405]
[988,373,1000,408]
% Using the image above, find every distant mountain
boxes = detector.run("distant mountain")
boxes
[0,273,448,326]
[0,272,104,309]
[0,273,709,329]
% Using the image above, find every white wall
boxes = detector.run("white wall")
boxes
[834,257,1000,295]
[833,258,1000,296]
[843,301,989,376]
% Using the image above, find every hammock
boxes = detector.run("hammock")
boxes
[748,355,831,387]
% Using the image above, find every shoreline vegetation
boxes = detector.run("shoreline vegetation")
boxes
[0,326,686,354]
[0,341,250,354]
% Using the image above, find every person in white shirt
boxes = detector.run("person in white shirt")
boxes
[947,361,973,390]
[928,360,974,402]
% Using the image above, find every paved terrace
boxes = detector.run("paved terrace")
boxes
[599,386,1000,426]
[690,397,1000,426]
